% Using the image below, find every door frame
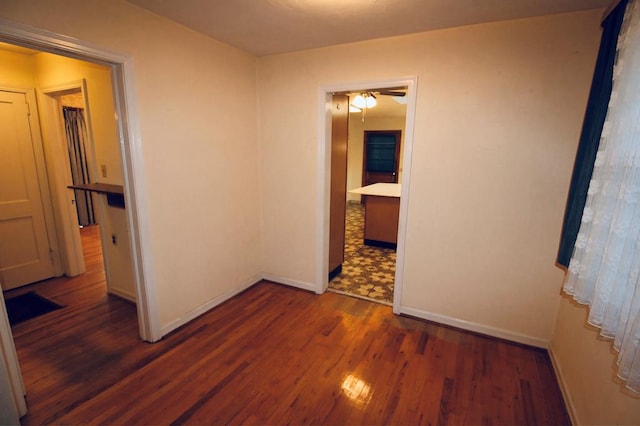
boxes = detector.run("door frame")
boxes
[37,81,91,278]
[0,290,26,418]
[316,76,418,314]
[0,21,160,344]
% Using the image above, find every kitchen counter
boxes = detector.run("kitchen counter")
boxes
[349,183,400,248]
[349,182,401,198]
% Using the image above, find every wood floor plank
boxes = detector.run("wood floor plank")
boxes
[4,225,571,425]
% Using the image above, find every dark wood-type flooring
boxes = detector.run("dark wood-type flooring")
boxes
[4,225,570,425]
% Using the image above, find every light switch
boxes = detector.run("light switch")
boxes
[101,164,107,177]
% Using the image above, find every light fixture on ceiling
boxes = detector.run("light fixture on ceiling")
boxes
[351,93,377,109]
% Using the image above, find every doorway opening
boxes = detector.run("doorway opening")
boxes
[319,78,417,313]
[0,23,158,418]
[0,28,156,341]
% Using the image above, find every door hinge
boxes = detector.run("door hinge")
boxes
[25,100,31,116]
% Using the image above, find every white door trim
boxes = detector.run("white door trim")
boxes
[0,290,26,419]
[316,76,418,314]
[0,19,160,342]
[37,81,88,278]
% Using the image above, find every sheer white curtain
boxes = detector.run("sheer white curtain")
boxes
[564,0,640,393]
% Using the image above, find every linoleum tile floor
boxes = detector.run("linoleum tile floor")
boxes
[328,202,395,305]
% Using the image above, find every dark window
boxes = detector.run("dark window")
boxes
[366,134,397,173]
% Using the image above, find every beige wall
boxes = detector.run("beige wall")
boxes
[551,296,640,425]
[0,50,35,87]
[347,115,407,203]
[35,54,124,186]
[258,10,600,342]
[3,3,635,423]
[0,0,262,328]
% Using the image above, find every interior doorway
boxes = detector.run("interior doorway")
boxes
[0,28,155,338]
[325,84,411,307]
[0,42,141,417]
[0,23,158,418]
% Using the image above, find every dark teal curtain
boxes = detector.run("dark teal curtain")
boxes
[556,0,628,268]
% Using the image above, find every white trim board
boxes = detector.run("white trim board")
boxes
[548,347,578,425]
[0,291,26,418]
[400,306,550,349]
[261,274,317,293]
[160,274,316,337]
[108,288,137,304]
[159,275,262,337]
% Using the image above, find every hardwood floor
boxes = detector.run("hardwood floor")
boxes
[5,226,570,425]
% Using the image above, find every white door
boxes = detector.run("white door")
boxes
[0,90,56,290]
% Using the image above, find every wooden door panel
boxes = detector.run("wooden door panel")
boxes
[328,95,349,279]
[0,91,55,290]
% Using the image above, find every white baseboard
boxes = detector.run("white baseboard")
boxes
[399,306,550,348]
[548,346,578,425]
[261,273,317,293]
[108,287,136,303]
[159,274,262,337]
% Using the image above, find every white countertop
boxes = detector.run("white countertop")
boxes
[349,183,401,198]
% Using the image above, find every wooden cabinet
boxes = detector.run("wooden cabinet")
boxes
[349,183,401,249]
[363,195,400,247]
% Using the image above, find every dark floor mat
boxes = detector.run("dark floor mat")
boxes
[5,292,64,325]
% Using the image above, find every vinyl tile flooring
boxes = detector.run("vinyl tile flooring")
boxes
[328,202,396,305]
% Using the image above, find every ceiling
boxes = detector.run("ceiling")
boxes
[127,0,610,56]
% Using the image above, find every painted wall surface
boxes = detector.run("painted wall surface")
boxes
[35,52,136,299]
[258,10,601,342]
[0,2,633,423]
[551,296,640,425]
[0,0,262,328]
[0,50,35,87]
[347,115,406,203]
[35,54,124,186]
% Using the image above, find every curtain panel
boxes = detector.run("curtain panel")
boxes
[64,107,96,227]
[557,0,629,268]
[564,0,640,393]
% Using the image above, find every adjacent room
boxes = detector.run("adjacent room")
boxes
[0,0,639,424]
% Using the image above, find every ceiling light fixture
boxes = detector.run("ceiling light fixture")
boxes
[351,93,377,109]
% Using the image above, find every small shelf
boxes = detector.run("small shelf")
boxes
[68,183,125,209]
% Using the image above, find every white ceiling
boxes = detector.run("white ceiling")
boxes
[127,0,610,56]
